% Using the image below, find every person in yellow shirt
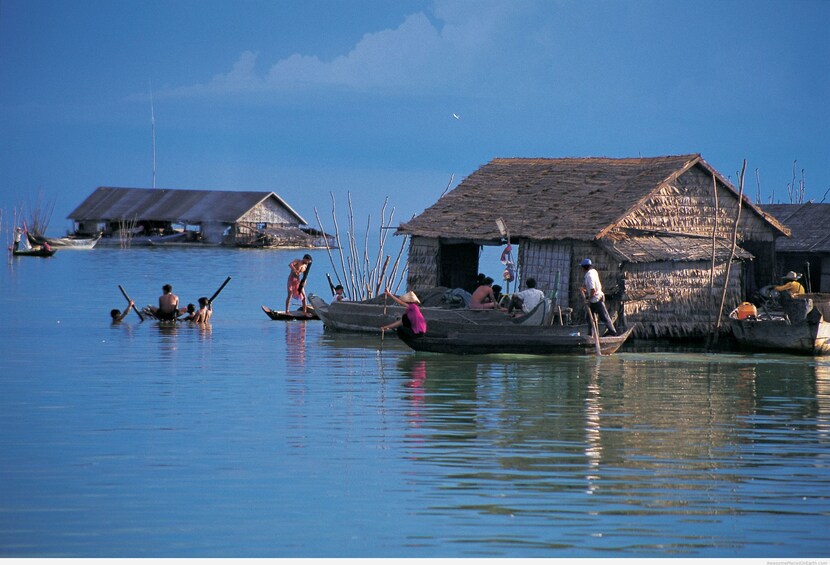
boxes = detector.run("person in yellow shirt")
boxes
[773,271,805,296]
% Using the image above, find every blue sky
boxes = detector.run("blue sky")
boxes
[1,0,828,235]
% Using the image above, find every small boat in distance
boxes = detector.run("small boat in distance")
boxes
[29,232,101,249]
[261,305,319,321]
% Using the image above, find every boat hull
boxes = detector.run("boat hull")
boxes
[261,305,319,321]
[730,310,830,355]
[308,294,562,333]
[12,248,56,257]
[396,326,634,356]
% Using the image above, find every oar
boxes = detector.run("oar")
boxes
[326,273,336,295]
[208,276,231,304]
[585,298,601,356]
[118,284,144,321]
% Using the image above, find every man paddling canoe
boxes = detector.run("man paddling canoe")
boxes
[285,254,313,315]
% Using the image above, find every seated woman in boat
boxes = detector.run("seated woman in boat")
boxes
[469,277,505,310]
[380,290,427,337]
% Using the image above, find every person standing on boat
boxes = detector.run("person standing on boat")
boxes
[380,290,427,337]
[773,271,805,297]
[285,254,313,314]
[13,227,22,252]
[580,258,617,336]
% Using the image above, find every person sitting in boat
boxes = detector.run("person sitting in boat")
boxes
[491,284,504,306]
[773,271,805,297]
[380,290,427,337]
[191,297,212,324]
[285,254,312,314]
[110,298,135,323]
[145,284,181,321]
[334,284,347,302]
[470,277,505,310]
[508,277,546,315]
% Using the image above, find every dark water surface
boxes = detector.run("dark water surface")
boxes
[2,248,829,557]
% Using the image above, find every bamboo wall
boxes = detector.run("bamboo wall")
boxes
[238,199,299,225]
[406,236,440,290]
[518,241,572,305]
[622,260,742,339]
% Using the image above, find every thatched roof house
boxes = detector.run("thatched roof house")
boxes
[763,203,830,292]
[398,154,790,339]
[68,187,325,246]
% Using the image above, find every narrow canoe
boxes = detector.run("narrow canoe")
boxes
[261,305,320,321]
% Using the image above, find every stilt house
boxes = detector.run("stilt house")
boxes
[397,154,790,339]
[68,187,326,246]
[762,203,830,292]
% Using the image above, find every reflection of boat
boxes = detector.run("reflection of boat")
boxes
[308,293,562,334]
[261,305,319,321]
[395,325,635,356]
[729,294,830,355]
[28,232,101,249]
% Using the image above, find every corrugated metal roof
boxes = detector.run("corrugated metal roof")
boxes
[398,154,787,242]
[67,187,308,225]
[763,203,830,253]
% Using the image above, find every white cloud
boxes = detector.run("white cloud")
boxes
[158,3,521,99]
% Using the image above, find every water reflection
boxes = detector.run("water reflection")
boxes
[389,352,830,554]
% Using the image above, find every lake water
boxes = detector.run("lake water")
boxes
[2,247,829,558]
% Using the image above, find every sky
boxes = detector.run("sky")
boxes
[1,0,828,236]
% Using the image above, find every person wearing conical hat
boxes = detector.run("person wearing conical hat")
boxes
[773,271,805,297]
[380,289,427,336]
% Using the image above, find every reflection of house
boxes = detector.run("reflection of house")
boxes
[398,154,790,339]
[68,187,330,247]
[762,203,830,292]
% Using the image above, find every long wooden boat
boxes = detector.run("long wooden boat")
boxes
[28,233,100,249]
[261,305,320,321]
[12,246,56,257]
[729,296,830,355]
[395,325,635,356]
[308,293,564,333]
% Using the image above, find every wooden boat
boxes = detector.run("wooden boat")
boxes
[261,305,320,321]
[28,232,100,249]
[308,293,565,333]
[12,246,56,257]
[395,325,635,356]
[729,294,830,355]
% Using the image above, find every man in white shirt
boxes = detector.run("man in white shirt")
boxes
[580,258,617,336]
[510,277,546,314]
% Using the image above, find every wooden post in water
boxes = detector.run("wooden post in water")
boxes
[714,160,746,342]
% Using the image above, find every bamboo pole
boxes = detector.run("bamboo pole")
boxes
[708,173,719,345]
[714,160,746,340]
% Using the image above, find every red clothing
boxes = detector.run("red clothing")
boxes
[404,303,427,334]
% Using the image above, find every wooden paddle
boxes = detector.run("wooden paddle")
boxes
[326,273,336,295]
[208,276,231,304]
[584,297,601,356]
[118,284,144,321]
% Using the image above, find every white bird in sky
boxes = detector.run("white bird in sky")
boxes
[452,113,460,120]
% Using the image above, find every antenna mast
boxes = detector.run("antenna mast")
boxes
[150,81,156,188]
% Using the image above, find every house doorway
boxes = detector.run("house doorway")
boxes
[439,243,480,292]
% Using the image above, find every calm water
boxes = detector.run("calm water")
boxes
[1,247,829,558]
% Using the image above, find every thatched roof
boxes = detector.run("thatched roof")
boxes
[762,203,830,253]
[601,232,753,263]
[68,187,307,225]
[399,154,786,242]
